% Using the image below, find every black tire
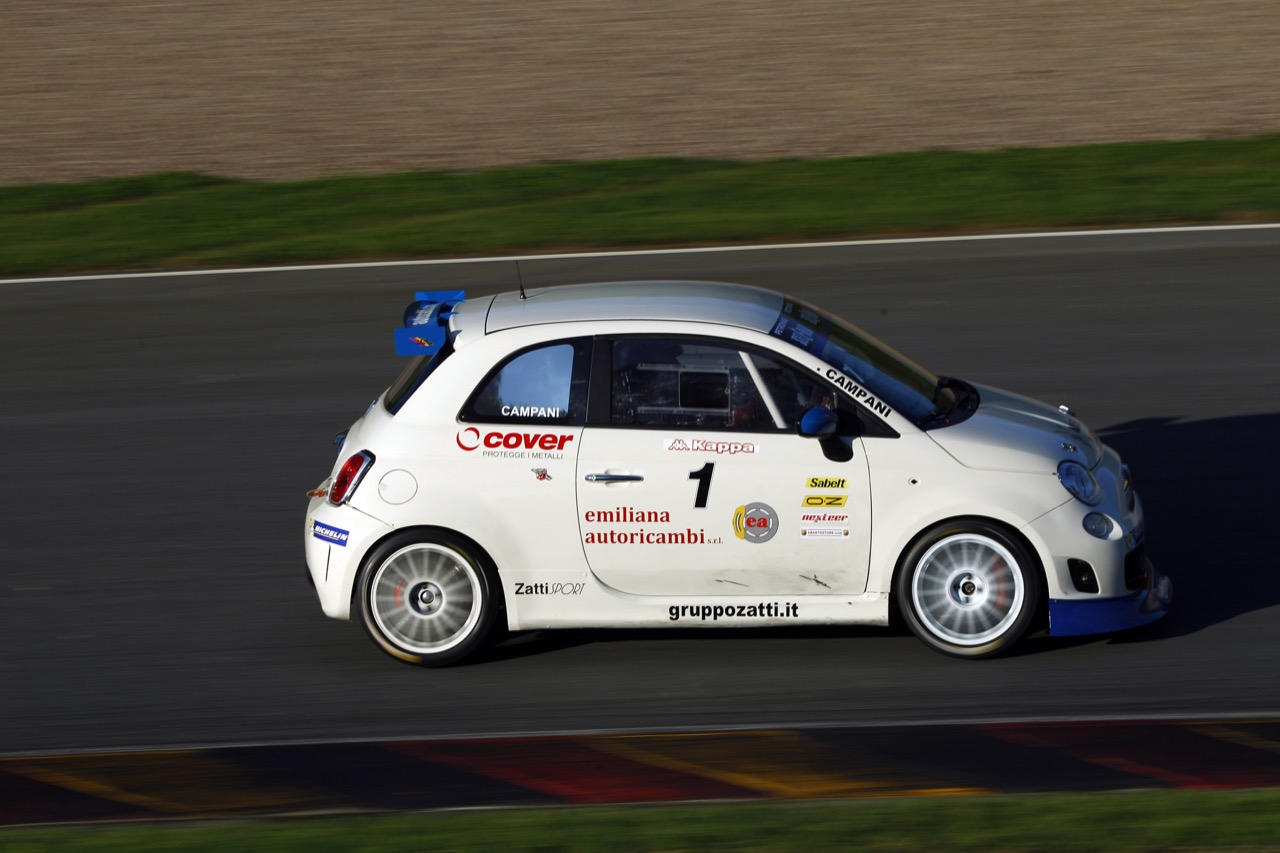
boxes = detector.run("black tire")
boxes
[895,520,1043,658]
[356,530,499,667]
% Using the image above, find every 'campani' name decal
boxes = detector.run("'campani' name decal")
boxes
[501,405,562,418]
[825,369,893,418]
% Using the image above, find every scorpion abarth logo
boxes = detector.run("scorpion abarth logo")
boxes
[531,468,552,481]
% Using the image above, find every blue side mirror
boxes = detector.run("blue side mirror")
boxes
[798,406,839,439]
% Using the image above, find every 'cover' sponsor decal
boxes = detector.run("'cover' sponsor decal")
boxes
[456,427,574,459]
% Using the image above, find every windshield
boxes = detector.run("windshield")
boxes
[769,297,954,425]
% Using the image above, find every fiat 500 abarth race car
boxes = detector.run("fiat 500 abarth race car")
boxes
[304,281,1170,665]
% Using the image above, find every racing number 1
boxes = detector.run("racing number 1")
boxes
[689,463,714,508]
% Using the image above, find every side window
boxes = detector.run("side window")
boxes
[610,338,822,431]
[462,339,590,425]
[750,351,835,426]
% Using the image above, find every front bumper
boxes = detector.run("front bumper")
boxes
[1048,557,1172,637]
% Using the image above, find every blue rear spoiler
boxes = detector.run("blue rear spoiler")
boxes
[393,290,466,356]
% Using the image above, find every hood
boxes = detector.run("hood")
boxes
[927,383,1101,472]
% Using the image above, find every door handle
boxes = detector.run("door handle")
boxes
[584,473,644,483]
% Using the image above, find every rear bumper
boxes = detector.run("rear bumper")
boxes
[1047,558,1171,637]
[305,498,394,621]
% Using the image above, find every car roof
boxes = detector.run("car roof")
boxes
[483,280,786,335]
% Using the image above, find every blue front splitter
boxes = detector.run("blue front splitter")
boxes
[1048,559,1172,637]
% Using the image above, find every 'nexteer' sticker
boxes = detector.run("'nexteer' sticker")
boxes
[312,519,350,547]
[733,502,778,543]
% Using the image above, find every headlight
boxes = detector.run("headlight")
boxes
[1057,460,1102,505]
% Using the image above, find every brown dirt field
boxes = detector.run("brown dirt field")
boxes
[2,1,1279,183]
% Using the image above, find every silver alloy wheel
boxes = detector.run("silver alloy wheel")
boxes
[910,533,1025,646]
[369,543,482,654]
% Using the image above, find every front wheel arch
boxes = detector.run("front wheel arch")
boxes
[891,516,1046,658]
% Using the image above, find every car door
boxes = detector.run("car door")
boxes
[575,335,871,596]
[455,337,592,568]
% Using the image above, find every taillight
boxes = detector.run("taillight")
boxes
[328,451,375,506]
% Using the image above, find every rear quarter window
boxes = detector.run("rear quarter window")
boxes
[460,339,591,425]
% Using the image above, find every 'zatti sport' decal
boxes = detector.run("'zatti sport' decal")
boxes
[514,581,584,596]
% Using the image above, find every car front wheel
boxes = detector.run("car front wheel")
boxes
[896,521,1042,658]
[356,530,499,666]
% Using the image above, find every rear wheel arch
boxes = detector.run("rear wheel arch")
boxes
[353,525,507,666]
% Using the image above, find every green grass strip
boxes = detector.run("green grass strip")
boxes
[4,789,1280,852]
[2,135,1279,277]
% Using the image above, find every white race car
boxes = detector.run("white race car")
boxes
[304,281,1170,665]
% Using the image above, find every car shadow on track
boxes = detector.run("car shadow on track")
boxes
[478,624,894,663]
[1098,412,1280,642]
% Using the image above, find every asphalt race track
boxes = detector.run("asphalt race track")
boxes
[2,227,1279,756]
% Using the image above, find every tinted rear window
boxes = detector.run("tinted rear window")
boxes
[384,342,454,414]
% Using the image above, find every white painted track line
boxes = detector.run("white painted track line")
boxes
[4,222,1279,286]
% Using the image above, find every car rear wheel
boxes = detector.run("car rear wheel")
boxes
[896,521,1042,658]
[356,530,499,666]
